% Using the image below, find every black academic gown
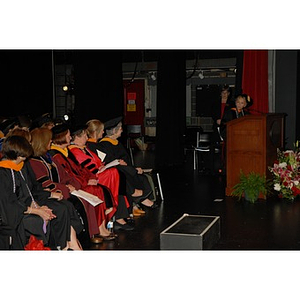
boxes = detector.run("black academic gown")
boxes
[0,161,78,250]
[220,108,250,140]
[0,162,49,249]
[87,139,153,203]
[0,167,27,249]
[210,97,235,144]
[30,155,84,235]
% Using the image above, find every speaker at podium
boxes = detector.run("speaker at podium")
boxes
[225,113,286,197]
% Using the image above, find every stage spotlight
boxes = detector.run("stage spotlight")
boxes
[63,114,69,121]
[62,85,69,92]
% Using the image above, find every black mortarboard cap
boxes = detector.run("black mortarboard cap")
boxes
[104,116,123,130]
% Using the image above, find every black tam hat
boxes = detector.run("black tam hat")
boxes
[70,124,88,136]
[51,123,69,136]
[0,118,18,135]
[243,94,253,108]
[33,113,53,128]
[104,117,123,131]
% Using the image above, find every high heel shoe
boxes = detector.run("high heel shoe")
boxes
[139,201,159,209]
[114,221,134,231]
[131,190,152,202]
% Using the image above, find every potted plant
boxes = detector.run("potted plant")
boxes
[231,171,271,203]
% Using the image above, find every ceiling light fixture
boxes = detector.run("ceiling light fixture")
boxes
[150,72,156,81]
[198,71,204,79]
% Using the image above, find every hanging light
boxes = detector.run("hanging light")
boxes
[150,72,156,81]
[198,70,204,79]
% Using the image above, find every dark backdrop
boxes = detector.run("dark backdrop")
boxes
[0,50,53,119]
[155,50,186,168]
[0,49,256,167]
[73,50,124,125]
[297,51,300,141]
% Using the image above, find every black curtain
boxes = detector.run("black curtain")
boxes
[73,50,123,126]
[155,50,186,168]
[234,50,244,95]
[296,51,300,141]
[0,50,53,119]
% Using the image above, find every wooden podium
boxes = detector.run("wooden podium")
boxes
[225,113,285,196]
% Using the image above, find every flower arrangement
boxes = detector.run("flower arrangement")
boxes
[268,141,300,200]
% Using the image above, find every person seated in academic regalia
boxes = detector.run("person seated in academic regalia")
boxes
[0,135,83,250]
[85,117,158,214]
[68,124,135,231]
[48,123,118,241]
[29,127,106,244]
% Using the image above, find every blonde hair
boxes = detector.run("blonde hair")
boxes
[30,128,53,156]
[86,119,104,139]
[235,95,247,106]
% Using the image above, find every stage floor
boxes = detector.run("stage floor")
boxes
[88,149,300,250]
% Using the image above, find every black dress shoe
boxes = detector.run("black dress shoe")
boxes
[114,222,134,231]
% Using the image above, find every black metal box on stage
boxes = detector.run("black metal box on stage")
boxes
[160,214,220,250]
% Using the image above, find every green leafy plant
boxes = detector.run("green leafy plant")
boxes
[231,171,272,203]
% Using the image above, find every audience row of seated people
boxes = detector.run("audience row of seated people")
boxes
[0,114,157,250]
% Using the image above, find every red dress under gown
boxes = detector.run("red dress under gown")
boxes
[68,145,123,213]
[47,147,108,235]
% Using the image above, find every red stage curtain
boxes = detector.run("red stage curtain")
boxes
[242,50,269,114]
